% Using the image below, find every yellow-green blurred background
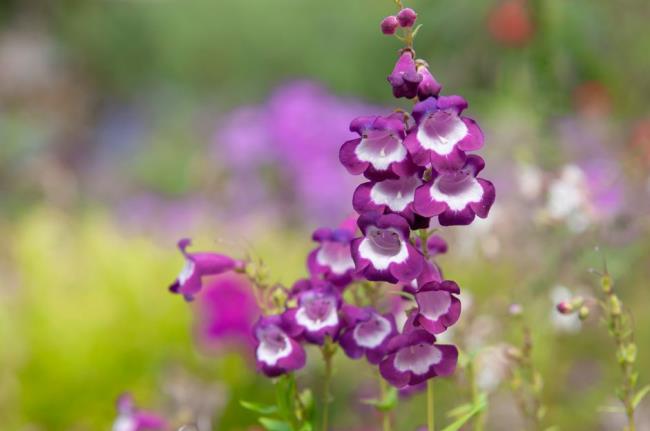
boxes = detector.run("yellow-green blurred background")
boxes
[1,0,649,430]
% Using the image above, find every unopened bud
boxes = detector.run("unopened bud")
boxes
[610,295,622,315]
[380,16,399,35]
[578,305,590,321]
[556,301,574,314]
[397,7,417,27]
[601,274,613,294]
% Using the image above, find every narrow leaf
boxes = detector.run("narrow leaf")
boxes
[440,395,487,431]
[259,417,292,431]
[240,400,278,415]
[633,384,650,408]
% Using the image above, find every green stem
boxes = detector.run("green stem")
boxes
[468,360,485,431]
[321,340,336,431]
[427,379,435,431]
[379,374,392,431]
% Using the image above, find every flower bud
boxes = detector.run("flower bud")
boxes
[578,305,590,321]
[381,16,399,35]
[556,301,573,314]
[610,295,622,315]
[397,8,417,27]
[601,273,613,294]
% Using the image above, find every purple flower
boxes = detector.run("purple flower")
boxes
[401,261,444,296]
[379,329,458,388]
[353,173,424,228]
[416,63,442,101]
[283,287,342,345]
[113,394,167,431]
[351,212,424,283]
[339,306,397,364]
[397,8,418,27]
[195,273,259,350]
[340,113,416,181]
[413,280,462,334]
[254,315,306,377]
[169,238,246,301]
[387,50,422,99]
[413,155,495,226]
[307,220,357,287]
[404,96,484,170]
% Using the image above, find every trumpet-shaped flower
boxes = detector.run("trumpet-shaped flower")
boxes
[351,212,424,283]
[169,238,245,301]
[254,315,306,377]
[413,155,495,226]
[340,113,416,181]
[379,329,458,388]
[405,96,484,170]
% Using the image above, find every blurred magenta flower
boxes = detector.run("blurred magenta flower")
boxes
[215,81,377,225]
[195,273,260,351]
[113,393,167,431]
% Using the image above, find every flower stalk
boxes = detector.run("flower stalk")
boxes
[600,271,639,431]
[321,337,337,431]
[427,379,435,431]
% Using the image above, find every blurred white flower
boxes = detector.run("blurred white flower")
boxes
[516,163,544,200]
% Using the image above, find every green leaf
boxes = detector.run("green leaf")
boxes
[240,400,278,415]
[633,384,650,408]
[411,24,423,39]
[440,394,487,431]
[298,423,313,431]
[259,417,292,431]
[275,374,297,420]
[361,387,398,412]
[446,403,473,418]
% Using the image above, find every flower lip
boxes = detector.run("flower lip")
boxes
[414,280,462,334]
[352,212,425,283]
[308,224,357,286]
[340,305,397,364]
[413,155,495,226]
[254,315,306,376]
[284,287,342,344]
[379,329,459,387]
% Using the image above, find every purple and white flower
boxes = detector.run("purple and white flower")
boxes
[351,212,424,284]
[401,261,444,296]
[353,173,428,228]
[413,280,461,334]
[340,113,416,181]
[339,306,397,364]
[284,287,342,345]
[404,96,484,170]
[254,315,306,377]
[113,393,167,431]
[169,238,246,301]
[379,329,458,388]
[387,50,422,99]
[413,155,495,226]
[307,222,357,287]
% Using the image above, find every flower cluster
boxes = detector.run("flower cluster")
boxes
[166,7,494,398]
